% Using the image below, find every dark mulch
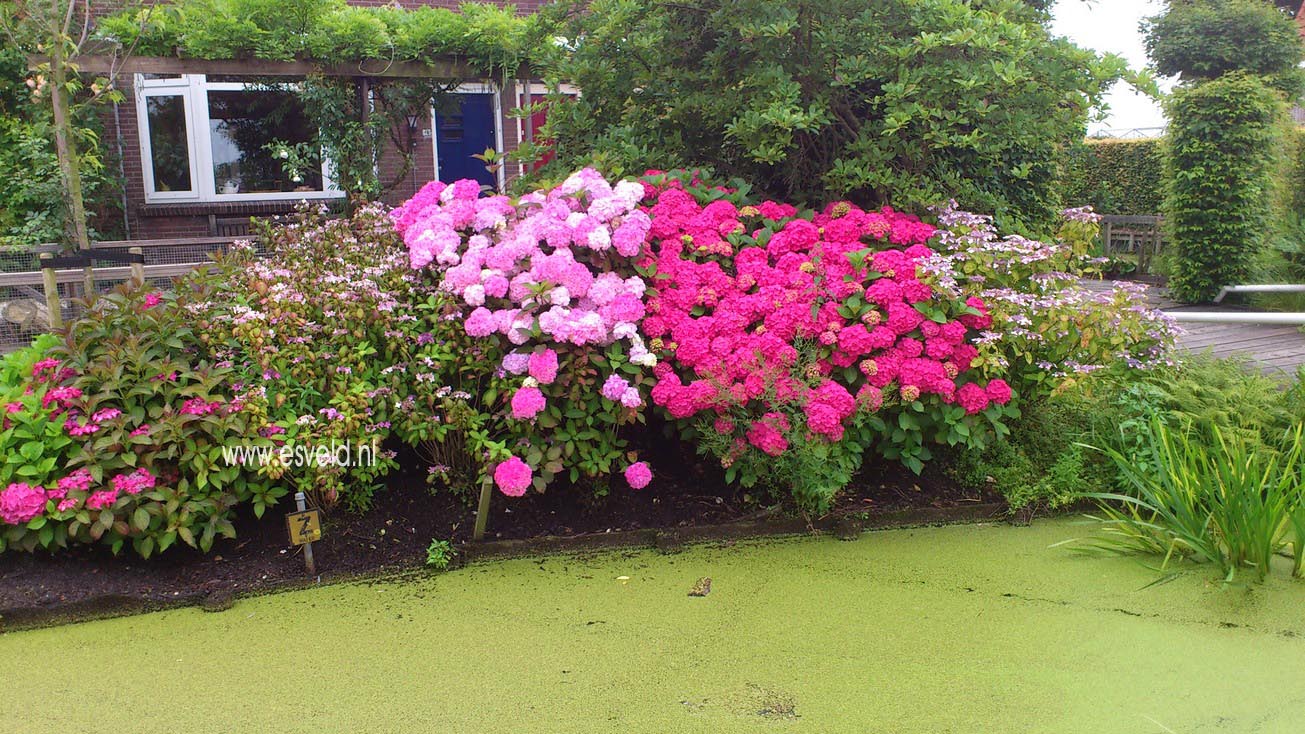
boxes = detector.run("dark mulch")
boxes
[0,445,1000,627]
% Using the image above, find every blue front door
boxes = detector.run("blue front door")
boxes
[435,93,497,188]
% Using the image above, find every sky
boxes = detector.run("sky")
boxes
[1050,0,1172,135]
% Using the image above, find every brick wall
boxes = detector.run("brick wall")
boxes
[96,0,540,239]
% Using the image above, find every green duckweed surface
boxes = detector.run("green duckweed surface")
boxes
[3,518,1304,733]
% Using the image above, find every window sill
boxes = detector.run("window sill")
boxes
[139,198,346,218]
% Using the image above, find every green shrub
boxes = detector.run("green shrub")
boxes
[1,284,284,557]
[533,0,1124,232]
[1163,72,1288,302]
[181,204,416,512]
[1060,138,1164,216]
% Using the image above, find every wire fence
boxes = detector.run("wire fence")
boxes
[0,236,265,353]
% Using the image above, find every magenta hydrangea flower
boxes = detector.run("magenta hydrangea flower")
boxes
[56,468,94,494]
[955,382,990,415]
[86,489,119,511]
[985,379,1013,405]
[527,349,559,384]
[493,456,533,497]
[111,467,157,496]
[510,386,547,420]
[0,482,46,525]
[624,461,653,490]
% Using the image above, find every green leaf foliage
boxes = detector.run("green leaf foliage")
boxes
[1144,0,1305,97]
[1060,138,1165,216]
[1163,71,1289,302]
[96,0,540,72]
[531,0,1125,232]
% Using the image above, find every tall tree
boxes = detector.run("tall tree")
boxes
[1,1,134,262]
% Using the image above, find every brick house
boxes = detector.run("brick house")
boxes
[90,0,554,240]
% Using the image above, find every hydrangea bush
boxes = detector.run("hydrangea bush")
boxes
[927,203,1178,397]
[392,170,658,497]
[635,176,1015,509]
[1,287,282,556]
[395,169,1020,510]
[183,204,413,511]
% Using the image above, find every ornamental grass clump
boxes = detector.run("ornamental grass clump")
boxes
[1082,420,1304,582]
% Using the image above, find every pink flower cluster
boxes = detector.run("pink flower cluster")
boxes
[394,169,654,357]
[624,461,652,489]
[0,482,46,525]
[0,466,160,525]
[394,170,662,493]
[111,467,158,496]
[493,456,533,497]
[641,189,1012,455]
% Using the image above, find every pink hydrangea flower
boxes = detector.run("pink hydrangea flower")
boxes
[985,379,1013,405]
[493,456,533,497]
[624,461,653,489]
[86,489,119,511]
[527,349,559,384]
[510,386,547,420]
[180,398,221,416]
[0,482,46,525]
[57,469,94,494]
[111,467,157,496]
[600,374,630,402]
[91,407,122,422]
[956,383,990,415]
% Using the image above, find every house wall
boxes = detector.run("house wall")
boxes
[96,0,542,240]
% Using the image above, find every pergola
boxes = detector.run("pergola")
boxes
[33,53,540,139]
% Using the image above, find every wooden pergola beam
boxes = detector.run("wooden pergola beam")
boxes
[29,54,528,80]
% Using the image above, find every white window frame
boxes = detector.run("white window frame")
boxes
[135,74,341,204]
[512,82,580,178]
[430,82,506,191]
[136,79,200,201]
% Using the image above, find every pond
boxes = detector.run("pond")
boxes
[2,518,1302,733]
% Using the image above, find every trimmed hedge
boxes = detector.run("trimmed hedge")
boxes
[1164,72,1288,303]
[1061,138,1164,216]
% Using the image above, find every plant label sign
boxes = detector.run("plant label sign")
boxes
[286,510,322,546]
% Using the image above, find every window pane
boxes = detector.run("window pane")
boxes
[207,89,323,195]
[146,95,192,192]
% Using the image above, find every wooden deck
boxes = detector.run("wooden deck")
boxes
[1085,280,1305,378]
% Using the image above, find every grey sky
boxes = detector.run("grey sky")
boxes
[1050,0,1171,134]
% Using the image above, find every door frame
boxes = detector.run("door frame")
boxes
[430,82,505,191]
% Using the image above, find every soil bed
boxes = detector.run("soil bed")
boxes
[0,448,1001,629]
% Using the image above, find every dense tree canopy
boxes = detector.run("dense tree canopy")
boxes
[532,0,1125,231]
[1144,0,1304,96]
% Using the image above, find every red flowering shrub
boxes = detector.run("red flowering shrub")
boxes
[636,174,1015,509]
